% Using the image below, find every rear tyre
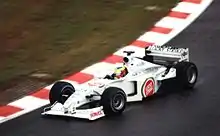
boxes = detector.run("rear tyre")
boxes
[100,87,126,116]
[174,62,198,89]
[49,81,75,105]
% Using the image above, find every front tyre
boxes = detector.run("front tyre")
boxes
[49,81,75,105]
[174,62,198,89]
[100,87,126,116]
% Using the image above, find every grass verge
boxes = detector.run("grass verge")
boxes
[0,0,178,104]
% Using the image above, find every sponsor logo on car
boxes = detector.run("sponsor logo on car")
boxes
[88,82,104,88]
[142,78,155,97]
[147,45,187,54]
[90,111,103,118]
[144,67,159,73]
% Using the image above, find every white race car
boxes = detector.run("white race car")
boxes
[41,45,198,120]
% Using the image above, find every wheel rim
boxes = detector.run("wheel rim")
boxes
[60,86,74,103]
[187,66,197,84]
[112,93,125,110]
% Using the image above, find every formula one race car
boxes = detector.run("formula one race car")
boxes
[41,45,198,120]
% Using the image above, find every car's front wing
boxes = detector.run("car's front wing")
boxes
[41,102,105,120]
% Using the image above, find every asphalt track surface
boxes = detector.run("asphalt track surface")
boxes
[0,1,220,136]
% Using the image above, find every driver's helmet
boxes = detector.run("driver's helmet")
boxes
[113,65,128,79]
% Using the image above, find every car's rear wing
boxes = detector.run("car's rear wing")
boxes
[145,45,189,62]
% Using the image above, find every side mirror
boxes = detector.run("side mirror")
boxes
[123,57,129,63]
[123,51,135,56]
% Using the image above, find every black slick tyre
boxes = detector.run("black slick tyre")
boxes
[49,81,75,105]
[174,61,198,89]
[100,87,126,116]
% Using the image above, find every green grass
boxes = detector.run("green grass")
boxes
[0,0,178,94]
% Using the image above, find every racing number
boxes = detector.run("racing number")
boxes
[142,78,155,97]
